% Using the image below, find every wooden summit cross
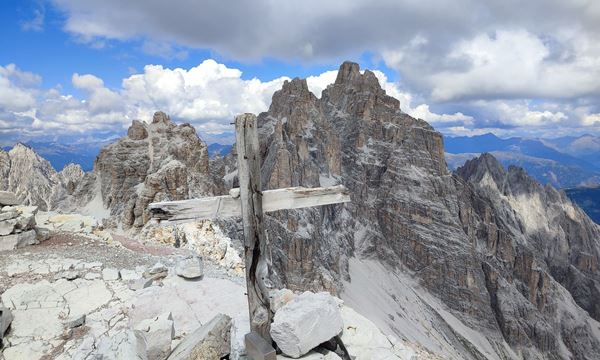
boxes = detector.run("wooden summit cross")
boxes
[148,113,350,358]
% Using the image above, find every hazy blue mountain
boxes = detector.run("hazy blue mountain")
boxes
[565,186,600,224]
[445,133,600,188]
[207,143,232,157]
[542,134,600,169]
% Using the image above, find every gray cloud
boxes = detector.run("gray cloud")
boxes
[50,0,600,101]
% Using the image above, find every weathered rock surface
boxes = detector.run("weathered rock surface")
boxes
[167,313,231,360]
[0,191,19,206]
[134,312,175,360]
[71,111,214,229]
[95,329,148,360]
[271,292,343,358]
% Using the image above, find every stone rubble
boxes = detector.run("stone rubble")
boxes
[270,292,344,358]
[0,199,45,251]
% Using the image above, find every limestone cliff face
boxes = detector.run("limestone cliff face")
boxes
[90,111,213,228]
[455,154,600,357]
[219,62,600,359]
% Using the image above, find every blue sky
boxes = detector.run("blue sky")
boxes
[1,0,599,146]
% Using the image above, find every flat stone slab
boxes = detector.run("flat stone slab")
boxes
[270,292,343,358]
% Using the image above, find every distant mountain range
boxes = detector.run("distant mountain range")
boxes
[445,133,600,188]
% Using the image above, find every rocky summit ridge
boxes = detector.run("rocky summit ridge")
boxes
[0,61,599,359]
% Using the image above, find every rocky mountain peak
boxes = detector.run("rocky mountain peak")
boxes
[75,111,213,228]
[323,62,400,117]
[9,142,36,156]
[456,152,506,186]
[267,78,317,119]
[151,111,172,125]
[334,61,361,84]
[0,143,63,211]
[128,120,149,140]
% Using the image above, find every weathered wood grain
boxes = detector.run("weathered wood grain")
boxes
[236,113,274,344]
[148,185,350,222]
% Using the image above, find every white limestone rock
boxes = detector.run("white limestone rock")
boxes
[95,329,148,360]
[270,292,343,358]
[167,313,231,360]
[134,312,175,360]
[102,268,120,281]
[0,230,38,251]
[175,255,203,280]
[0,218,17,236]
[0,191,19,206]
[128,277,247,339]
[0,209,19,221]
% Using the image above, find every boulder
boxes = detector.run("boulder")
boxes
[167,313,231,360]
[135,312,175,360]
[270,288,296,313]
[0,218,16,236]
[270,292,343,358]
[0,230,38,251]
[0,191,19,206]
[146,262,168,280]
[175,255,203,280]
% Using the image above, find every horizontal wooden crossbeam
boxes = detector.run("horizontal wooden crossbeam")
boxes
[148,185,350,223]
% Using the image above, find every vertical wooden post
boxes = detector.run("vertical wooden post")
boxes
[235,113,274,343]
